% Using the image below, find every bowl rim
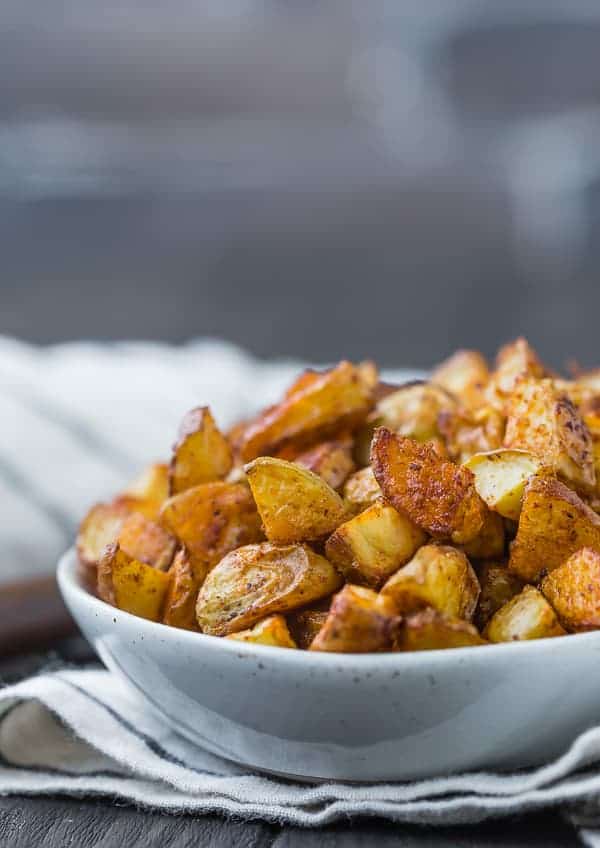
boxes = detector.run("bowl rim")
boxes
[57,546,600,668]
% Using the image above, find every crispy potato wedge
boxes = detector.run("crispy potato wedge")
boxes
[77,501,131,571]
[196,542,342,635]
[540,547,600,632]
[309,584,401,653]
[286,604,331,649]
[474,562,524,630]
[97,543,171,622]
[162,548,209,631]
[245,457,348,543]
[325,500,426,588]
[381,544,480,620]
[295,438,355,491]
[121,463,170,518]
[508,475,600,581]
[371,428,487,544]
[504,378,595,492]
[160,481,263,568]
[438,405,505,463]
[463,449,544,520]
[397,609,486,651]
[484,585,565,642]
[460,509,505,560]
[117,512,176,571]
[169,407,233,495]
[373,381,457,442]
[342,466,382,513]
[226,614,297,648]
[487,337,546,409]
[431,350,490,411]
[238,361,377,462]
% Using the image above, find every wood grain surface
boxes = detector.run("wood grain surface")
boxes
[0,576,76,657]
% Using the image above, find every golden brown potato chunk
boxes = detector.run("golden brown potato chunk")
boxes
[397,609,486,651]
[294,438,355,491]
[196,542,342,635]
[245,457,348,543]
[238,361,377,462]
[97,543,171,622]
[438,404,505,463]
[226,614,297,648]
[77,501,130,571]
[484,585,565,642]
[325,500,426,588]
[372,381,457,442]
[286,604,330,649]
[371,428,486,544]
[540,547,600,632]
[474,562,524,630]
[120,463,170,519]
[460,509,505,560]
[117,512,176,571]
[162,548,209,631]
[504,378,595,492]
[508,475,600,581]
[309,584,401,653]
[381,544,480,620]
[431,350,490,411]
[463,449,543,520]
[169,407,233,495]
[487,337,546,410]
[342,466,382,513]
[160,481,263,569]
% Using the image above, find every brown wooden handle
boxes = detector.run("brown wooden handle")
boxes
[0,575,77,657]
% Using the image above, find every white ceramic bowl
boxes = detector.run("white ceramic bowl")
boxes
[58,548,600,782]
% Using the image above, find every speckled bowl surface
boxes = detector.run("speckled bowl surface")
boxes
[58,548,600,782]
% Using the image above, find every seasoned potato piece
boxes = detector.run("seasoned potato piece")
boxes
[286,604,330,649]
[162,548,209,631]
[97,543,171,622]
[381,544,480,620]
[309,584,401,653]
[325,500,426,588]
[431,350,490,411]
[160,481,263,568]
[371,428,486,544]
[540,547,600,632]
[484,586,565,642]
[508,476,600,581]
[169,407,233,495]
[238,361,377,462]
[487,337,546,409]
[117,512,176,571]
[121,463,170,518]
[295,438,355,491]
[196,542,342,635]
[461,509,505,560]
[474,562,524,630]
[245,457,348,543]
[504,378,595,491]
[226,614,297,648]
[438,404,505,463]
[397,609,486,651]
[77,501,130,570]
[343,466,381,513]
[373,381,457,442]
[463,449,543,520]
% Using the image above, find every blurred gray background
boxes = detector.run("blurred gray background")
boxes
[2,0,600,370]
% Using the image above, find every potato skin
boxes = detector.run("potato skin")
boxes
[245,457,348,543]
[484,585,565,642]
[295,438,355,491]
[162,548,208,631]
[381,544,480,620]
[169,406,233,495]
[77,501,130,571]
[474,562,524,630]
[371,428,486,544]
[286,605,330,649]
[226,614,297,648]
[487,337,546,409]
[508,475,600,581]
[540,547,600,632]
[397,609,486,651]
[97,543,171,622]
[438,405,505,463]
[117,512,176,571]
[196,542,342,635]
[309,584,401,653]
[431,349,490,411]
[373,381,457,442]
[342,466,382,513]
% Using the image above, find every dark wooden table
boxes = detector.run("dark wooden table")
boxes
[0,637,581,848]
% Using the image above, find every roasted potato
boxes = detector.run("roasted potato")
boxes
[226,614,297,648]
[540,547,600,632]
[97,543,171,622]
[245,457,348,543]
[120,462,170,518]
[117,512,176,571]
[286,604,331,649]
[381,544,480,620]
[463,449,543,520]
[508,475,600,581]
[372,381,457,442]
[294,438,355,490]
[238,360,377,462]
[342,466,382,513]
[77,501,130,571]
[437,404,505,463]
[487,337,546,410]
[504,378,595,492]
[309,584,401,653]
[196,542,342,635]
[397,609,486,651]
[431,349,490,411]
[484,585,565,642]
[169,407,233,495]
[325,500,426,588]
[160,481,263,568]
[474,562,524,630]
[162,548,209,631]
[371,428,487,544]
[460,509,505,560]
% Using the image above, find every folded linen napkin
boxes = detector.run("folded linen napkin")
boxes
[0,668,599,845]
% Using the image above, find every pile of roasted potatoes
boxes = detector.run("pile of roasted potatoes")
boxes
[78,340,600,652]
